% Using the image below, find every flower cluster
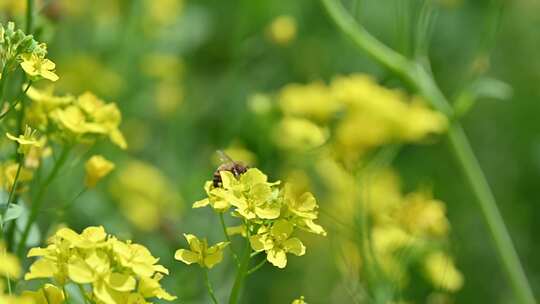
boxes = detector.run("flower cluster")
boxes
[25,226,176,304]
[25,87,127,149]
[0,22,58,82]
[185,167,326,269]
[272,74,447,164]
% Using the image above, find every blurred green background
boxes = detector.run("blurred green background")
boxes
[2,0,539,303]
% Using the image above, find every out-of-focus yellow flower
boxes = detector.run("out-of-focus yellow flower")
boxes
[1,242,21,279]
[155,82,183,117]
[22,284,64,304]
[25,226,176,303]
[141,54,183,81]
[6,125,42,155]
[279,82,340,122]
[292,296,307,304]
[275,117,327,151]
[109,160,181,231]
[424,252,464,292]
[0,161,34,193]
[143,0,184,28]
[248,93,273,115]
[85,155,115,188]
[250,220,306,268]
[398,192,450,237]
[267,15,297,46]
[20,54,59,82]
[175,234,229,269]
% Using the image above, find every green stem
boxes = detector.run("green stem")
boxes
[228,227,251,304]
[0,81,32,121]
[0,65,11,111]
[17,146,71,256]
[26,0,35,33]
[246,258,266,275]
[219,212,240,266]
[2,157,24,219]
[76,284,90,304]
[320,1,535,303]
[203,268,219,304]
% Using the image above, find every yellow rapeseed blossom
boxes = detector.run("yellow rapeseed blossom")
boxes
[50,92,127,149]
[397,192,450,237]
[175,234,229,269]
[424,252,464,292]
[275,117,327,151]
[109,160,181,231]
[279,82,340,123]
[267,15,297,46]
[20,54,59,82]
[25,226,176,303]
[1,242,21,279]
[193,164,326,270]
[84,155,115,188]
[22,284,64,304]
[0,161,34,193]
[6,125,42,155]
[250,220,306,268]
[292,296,307,304]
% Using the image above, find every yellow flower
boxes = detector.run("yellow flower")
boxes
[282,183,326,236]
[424,251,464,292]
[249,220,306,268]
[85,155,115,188]
[292,296,307,304]
[267,15,297,46]
[68,252,137,304]
[20,54,59,82]
[398,192,449,237]
[1,242,21,279]
[221,168,282,220]
[175,234,229,269]
[279,82,340,122]
[0,161,33,193]
[25,226,176,302]
[22,284,65,304]
[275,117,327,151]
[6,125,42,155]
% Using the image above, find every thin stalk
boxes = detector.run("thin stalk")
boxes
[219,212,240,266]
[1,157,24,223]
[203,268,219,304]
[17,146,71,256]
[247,258,266,275]
[0,65,11,111]
[0,81,32,121]
[228,227,251,304]
[319,1,535,303]
[26,0,35,33]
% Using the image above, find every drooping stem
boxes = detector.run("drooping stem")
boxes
[319,1,535,303]
[219,212,240,266]
[246,258,266,276]
[203,268,219,304]
[228,227,251,304]
[17,146,71,256]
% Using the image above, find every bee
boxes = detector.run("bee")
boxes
[213,150,249,188]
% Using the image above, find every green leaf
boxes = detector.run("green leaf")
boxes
[0,204,23,224]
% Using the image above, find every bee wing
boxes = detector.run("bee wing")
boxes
[217,150,234,164]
